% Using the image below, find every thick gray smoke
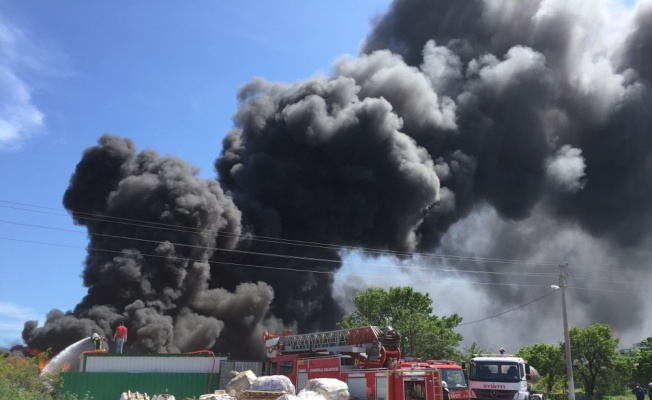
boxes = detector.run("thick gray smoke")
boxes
[23,0,652,357]
[357,0,652,348]
[23,135,286,358]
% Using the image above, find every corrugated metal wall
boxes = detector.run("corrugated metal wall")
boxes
[60,372,221,400]
[83,353,228,373]
[219,360,264,389]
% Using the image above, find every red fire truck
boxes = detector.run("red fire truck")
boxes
[262,326,469,400]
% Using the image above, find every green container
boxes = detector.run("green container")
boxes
[59,371,221,400]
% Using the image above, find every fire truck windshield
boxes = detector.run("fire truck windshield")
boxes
[469,361,522,383]
[441,369,467,389]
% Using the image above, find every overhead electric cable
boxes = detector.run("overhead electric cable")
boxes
[0,219,561,279]
[0,235,641,294]
[458,290,559,326]
[2,199,651,281]
[0,200,574,269]
[0,236,559,288]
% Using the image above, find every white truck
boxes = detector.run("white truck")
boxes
[468,354,539,400]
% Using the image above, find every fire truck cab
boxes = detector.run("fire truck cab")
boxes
[468,354,539,400]
[404,359,468,400]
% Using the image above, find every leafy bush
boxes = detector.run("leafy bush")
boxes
[0,352,57,400]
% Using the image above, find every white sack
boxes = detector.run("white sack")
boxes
[297,390,327,400]
[226,370,259,395]
[250,375,296,394]
[199,395,236,400]
[278,394,302,400]
[303,379,349,400]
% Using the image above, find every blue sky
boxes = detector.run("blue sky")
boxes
[0,1,392,348]
[2,0,649,354]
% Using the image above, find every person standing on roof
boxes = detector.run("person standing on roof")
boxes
[113,321,128,354]
[91,333,105,351]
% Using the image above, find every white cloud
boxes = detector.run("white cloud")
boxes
[0,301,38,348]
[0,321,28,333]
[545,145,587,193]
[0,19,45,151]
[0,301,38,320]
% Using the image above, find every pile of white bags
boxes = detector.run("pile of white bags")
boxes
[151,395,176,400]
[226,370,259,396]
[224,371,345,400]
[276,394,302,400]
[199,394,237,400]
[250,375,296,394]
[299,379,349,400]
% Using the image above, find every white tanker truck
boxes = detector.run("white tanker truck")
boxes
[468,353,540,400]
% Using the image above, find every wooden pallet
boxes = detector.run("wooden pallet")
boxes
[126,390,150,400]
[237,390,287,400]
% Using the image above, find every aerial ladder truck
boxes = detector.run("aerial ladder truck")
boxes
[262,326,469,400]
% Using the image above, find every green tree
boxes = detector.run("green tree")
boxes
[567,324,619,398]
[516,343,565,394]
[461,342,488,361]
[339,286,463,359]
[602,354,635,396]
[0,351,57,400]
[634,337,652,385]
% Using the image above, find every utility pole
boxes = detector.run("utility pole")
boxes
[555,263,575,400]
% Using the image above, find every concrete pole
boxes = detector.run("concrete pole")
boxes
[560,264,575,400]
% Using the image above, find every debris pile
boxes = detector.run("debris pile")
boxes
[226,370,259,397]
[200,390,236,400]
[300,379,349,400]
[223,370,349,400]
[121,391,150,400]
[249,375,296,394]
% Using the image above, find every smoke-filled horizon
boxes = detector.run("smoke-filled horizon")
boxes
[21,0,652,358]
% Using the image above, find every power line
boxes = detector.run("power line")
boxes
[0,200,647,340]
[1,200,650,285]
[0,235,640,294]
[1,200,568,273]
[0,200,568,269]
[0,236,556,288]
[458,290,559,326]
[3,216,647,287]
[0,219,561,279]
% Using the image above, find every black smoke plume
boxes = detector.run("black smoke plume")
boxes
[23,0,652,356]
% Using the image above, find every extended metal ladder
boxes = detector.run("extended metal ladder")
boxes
[278,326,383,353]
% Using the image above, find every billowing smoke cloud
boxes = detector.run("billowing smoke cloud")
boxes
[22,134,285,358]
[23,0,652,357]
[545,145,586,193]
[357,0,652,347]
[363,0,652,242]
